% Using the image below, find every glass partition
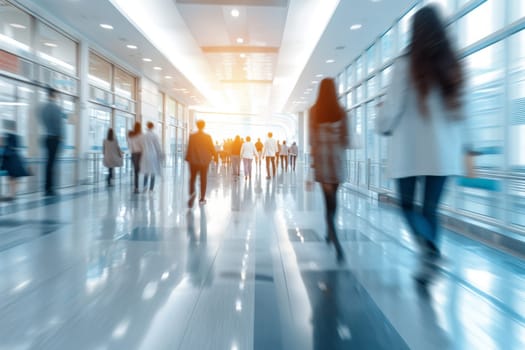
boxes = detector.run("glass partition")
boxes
[345,65,353,88]
[36,23,77,75]
[0,3,31,55]
[88,104,111,152]
[381,28,395,64]
[510,0,525,23]
[89,52,111,90]
[457,0,504,48]
[114,67,135,99]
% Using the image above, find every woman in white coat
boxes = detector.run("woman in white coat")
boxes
[376,5,466,282]
[140,121,163,192]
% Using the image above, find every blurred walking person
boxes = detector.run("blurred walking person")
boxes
[39,87,65,196]
[255,137,263,171]
[141,122,163,192]
[289,142,298,171]
[280,140,289,171]
[262,132,278,179]
[128,122,144,193]
[231,135,242,177]
[309,78,347,263]
[185,120,216,207]
[102,128,123,187]
[376,5,466,284]
[1,121,30,200]
[240,136,257,180]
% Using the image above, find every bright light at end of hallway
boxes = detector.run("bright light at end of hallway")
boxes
[231,9,239,17]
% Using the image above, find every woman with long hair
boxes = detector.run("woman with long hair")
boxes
[103,128,123,187]
[376,5,466,283]
[309,78,348,263]
[127,122,144,193]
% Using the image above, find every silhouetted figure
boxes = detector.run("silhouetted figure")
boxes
[255,137,263,170]
[262,132,277,179]
[289,142,298,171]
[309,78,347,263]
[185,120,216,207]
[280,140,289,171]
[376,5,466,284]
[39,88,65,196]
[231,135,243,177]
[102,128,123,187]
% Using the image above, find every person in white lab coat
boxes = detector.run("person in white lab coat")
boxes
[376,5,468,283]
[140,121,163,192]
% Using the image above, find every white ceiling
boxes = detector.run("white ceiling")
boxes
[13,0,417,116]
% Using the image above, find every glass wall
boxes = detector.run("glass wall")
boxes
[0,1,79,192]
[0,3,31,56]
[88,52,136,152]
[335,1,525,233]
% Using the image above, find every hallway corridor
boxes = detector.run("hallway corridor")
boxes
[0,164,523,349]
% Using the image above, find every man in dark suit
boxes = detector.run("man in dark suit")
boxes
[185,120,217,207]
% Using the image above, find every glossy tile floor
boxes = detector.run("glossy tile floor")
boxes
[0,163,524,350]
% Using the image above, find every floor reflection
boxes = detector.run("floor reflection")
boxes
[301,270,410,349]
[186,208,213,287]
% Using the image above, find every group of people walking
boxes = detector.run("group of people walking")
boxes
[3,5,466,287]
[214,134,299,180]
[102,121,163,193]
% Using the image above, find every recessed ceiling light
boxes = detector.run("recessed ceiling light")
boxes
[315,74,323,78]
[231,9,240,17]
[236,37,244,44]
[126,44,138,49]
[326,59,335,63]
[10,23,26,29]
[240,53,246,58]
[350,24,362,30]
[312,80,319,84]
[165,75,172,79]
[153,66,162,71]
[44,42,58,47]
[142,58,152,62]
[183,91,189,94]
[100,24,114,30]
